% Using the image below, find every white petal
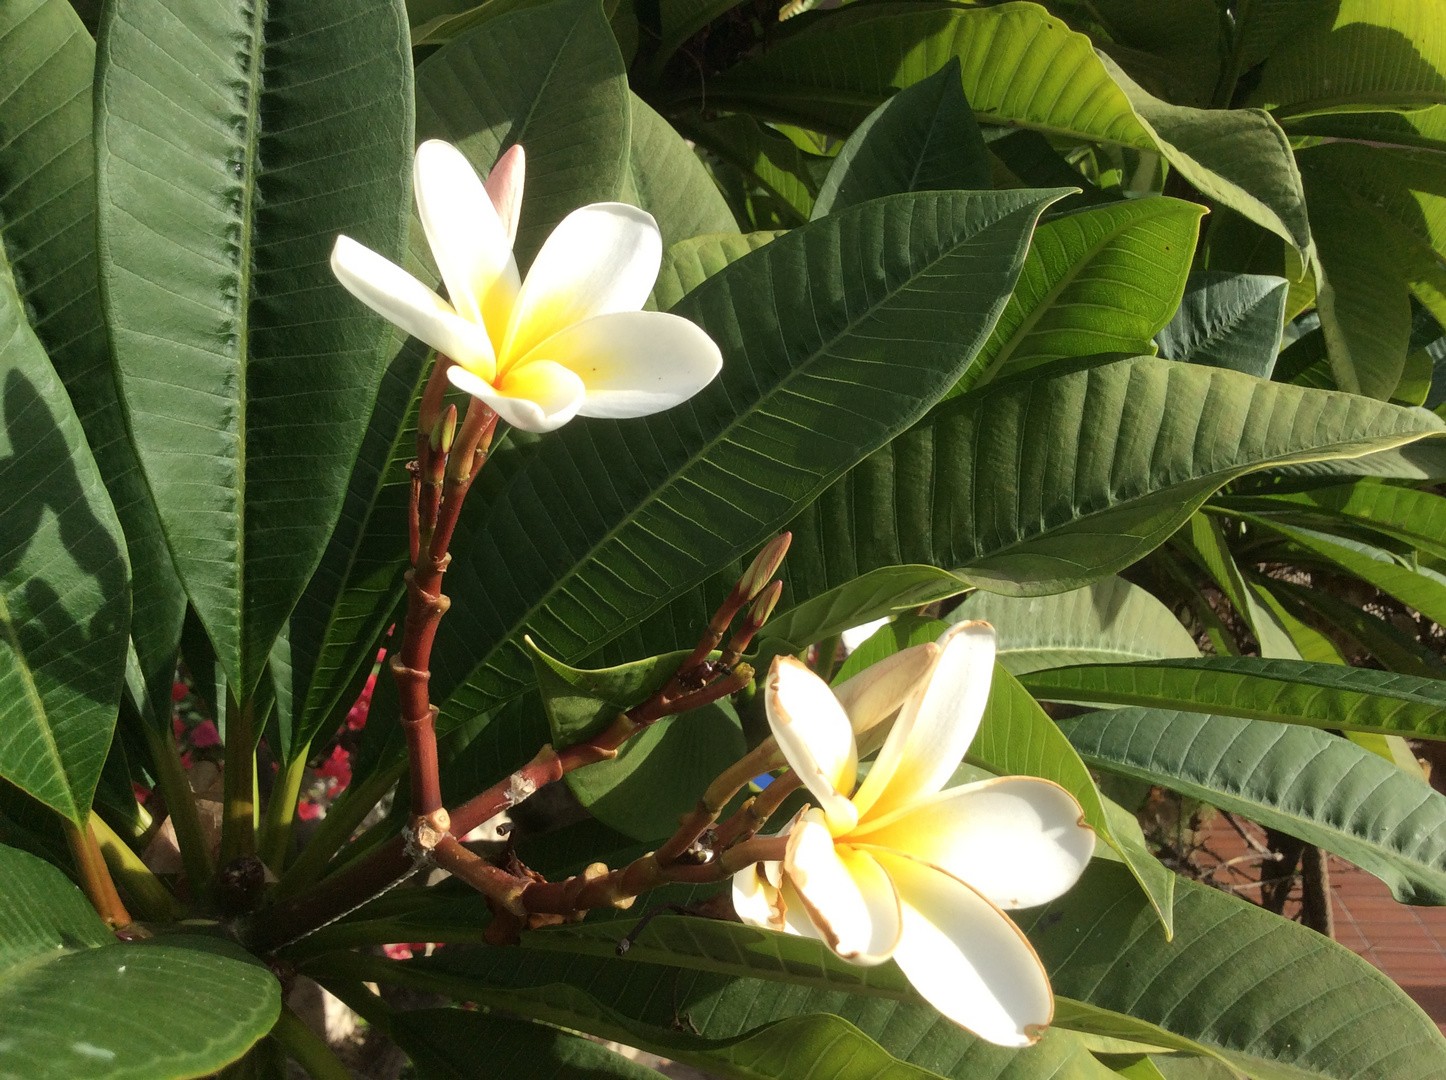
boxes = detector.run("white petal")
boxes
[851,777,1094,909]
[872,851,1053,1047]
[501,203,662,365]
[484,143,525,246]
[833,642,937,736]
[733,861,786,931]
[447,361,585,434]
[513,311,721,419]
[783,811,901,965]
[414,140,521,346]
[766,657,859,834]
[853,621,996,820]
[331,235,496,377]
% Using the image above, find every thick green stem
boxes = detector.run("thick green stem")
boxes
[141,721,214,893]
[270,1005,354,1080]
[220,691,256,865]
[270,759,404,900]
[260,744,311,874]
[91,812,181,921]
[63,817,131,928]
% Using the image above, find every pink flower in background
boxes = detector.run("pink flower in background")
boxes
[296,801,323,821]
[317,745,352,791]
[172,682,189,702]
[191,720,221,749]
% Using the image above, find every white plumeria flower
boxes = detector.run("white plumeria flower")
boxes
[330,140,723,433]
[733,622,1096,1047]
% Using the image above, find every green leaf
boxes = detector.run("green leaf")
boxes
[1265,576,1446,678]
[426,188,1066,733]
[1023,863,1446,1080]
[649,231,786,312]
[953,576,1199,676]
[651,0,748,81]
[759,565,972,660]
[0,0,184,727]
[973,666,1174,933]
[700,1,1308,256]
[1099,54,1313,259]
[682,114,829,225]
[415,0,631,269]
[1062,708,1446,905]
[396,1008,666,1079]
[1298,155,1415,400]
[1075,0,1222,109]
[1021,656,1446,740]
[285,340,426,757]
[1219,480,1446,562]
[95,0,414,698]
[1154,272,1289,377]
[787,355,1444,601]
[528,643,746,841]
[960,199,1205,392]
[812,58,991,220]
[0,844,280,1077]
[624,93,738,249]
[1240,516,1446,627]
[1171,512,1300,659]
[1263,436,1446,481]
[340,945,1127,1080]
[0,251,129,825]
[1252,0,1446,118]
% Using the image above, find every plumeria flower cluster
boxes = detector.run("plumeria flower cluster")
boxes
[733,622,1096,1047]
[331,140,722,433]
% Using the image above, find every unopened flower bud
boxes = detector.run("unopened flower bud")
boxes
[723,580,783,665]
[430,403,458,455]
[736,532,792,604]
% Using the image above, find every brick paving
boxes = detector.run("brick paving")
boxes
[1197,814,1446,1029]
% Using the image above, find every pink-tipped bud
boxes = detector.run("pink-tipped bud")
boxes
[736,532,792,604]
[485,144,526,246]
[430,404,458,455]
[745,579,782,631]
[418,356,454,438]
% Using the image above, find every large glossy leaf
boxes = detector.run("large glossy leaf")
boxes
[698,1,1309,257]
[0,844,280,1078]
[1252,0,1446,118]
[1062,708,1446,905]
[396,1008,665,1079]
[954,577,1199,675]
[972,666,1174,933]
[415,0,630,268]
[362,856,1446,1079]
[424,188,1065,732]
[95,0,413,698]
[960,199,1205,392]
[1221,480,1446,562]
[785,355,1444,600]
[624,94,737,249]
[1020,862,1446,1080]
[1022,657,1446,740]
[340,945,1124,1080]
[812,58,991,220]
[0,252,129,825]
[759,565,972,660]
[0,0,184,727]
[649,232,786,312]
[681,114,828,226]
[284,337,426,757]
[1099,55,1312,260]
[1153,271,1288,377]
[1241,517,1446,627]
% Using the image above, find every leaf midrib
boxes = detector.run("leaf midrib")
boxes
[446,192,1059,711]
[0,583,73,820]
[233,0,267,697]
